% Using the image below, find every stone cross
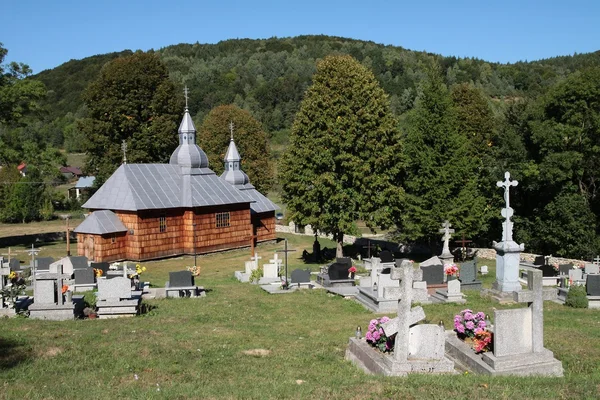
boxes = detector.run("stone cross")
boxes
[269,253,283,272]
[439,220,455,256]
[594,255,600,265]
[496,171,518,242]
[381,260,426,363]
[0,263,9,308]
[512,268,544,353]
[27,244,40,283]
[250,253,262,270]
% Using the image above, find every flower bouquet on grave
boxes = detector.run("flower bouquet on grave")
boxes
[1,271,26,308]
[348,266,357,279]
[454,309,493,353]
[444,263,459,279]
[93,268,103,278]
[365,316,395,353]
[186,265,201,277]
[128,264,146,279]
[280,277,290,290]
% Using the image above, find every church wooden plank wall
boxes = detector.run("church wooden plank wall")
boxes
[78,205,274,262]
[253,212,276,242]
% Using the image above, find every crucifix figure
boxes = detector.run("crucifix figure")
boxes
[496,171,519,242]
[276,239,296,289]
[184,86,189,110]
[121,140,128,165]
[439,220,455,256]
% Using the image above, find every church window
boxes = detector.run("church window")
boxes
[216,212,230,228]
[159,215,167,233]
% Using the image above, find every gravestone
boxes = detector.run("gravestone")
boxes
[533,255,546,266]
[0,264,10,309]
[459,258,482,290]
[421,264,444,286]
[378,251,394,264]
[433,278,466,303]
[268,253,283,272]
[74,268,95,288]
[539,264,557,277]
[346,259,455,375]
[96,276,140,318]
[584,263,599,275]
[29,265,79,320]
[586,275,600,296]
[91,262,110,275]
[262,263,279,279]
[290,269,311,286]
[446,268,563,376]
[166,270,204,298]
[568,268,583,282]
[316,258,354,287]
[558,264,573,276]
[480,265,489,275]
[35,257,53,272]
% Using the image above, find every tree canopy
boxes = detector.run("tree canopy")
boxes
[78,51,183,183]
[198,104,273,193]
[281,55,402,256]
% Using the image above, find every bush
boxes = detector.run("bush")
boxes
[565,285,589,308]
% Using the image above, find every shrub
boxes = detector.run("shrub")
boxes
[565,285,589,308]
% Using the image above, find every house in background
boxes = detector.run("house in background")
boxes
[60,166,83,181]
[68,176,95,200]
[73,105,278,262]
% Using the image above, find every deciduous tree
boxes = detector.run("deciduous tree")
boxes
[281,55,402,257]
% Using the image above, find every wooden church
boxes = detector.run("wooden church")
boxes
[74,104,278,262]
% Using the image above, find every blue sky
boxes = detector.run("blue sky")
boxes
[1,0,598,73]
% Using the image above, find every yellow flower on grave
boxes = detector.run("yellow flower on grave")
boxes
[8,271,17,280]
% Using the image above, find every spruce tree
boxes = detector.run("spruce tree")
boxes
[398,66,488,244]
[281,55,402,257]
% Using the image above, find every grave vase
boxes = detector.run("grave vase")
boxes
[447,275,457,281]
[350,272,355,279]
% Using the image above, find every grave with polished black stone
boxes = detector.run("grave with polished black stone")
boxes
[420,262,444,286]
[316,257,355,287]
[34,257,54,273]
[165,270,205,298]
[91,262,110,276]
[73,268,96,291]
[586,274,600,297]
[558,264,573,276]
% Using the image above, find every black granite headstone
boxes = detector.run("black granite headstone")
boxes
[91,262,110,275]
[539,264,557,277]
[559,264,573,276]
[379,251,394,263]
[169,270,194,287]
[291,268,311,284]
[533,255,546,266]
[336,257,352,268]
[586,274,600,296]
[421,264,444,285]
[459,260,477,284]
[75,268,95,285]
[328,262,350,280]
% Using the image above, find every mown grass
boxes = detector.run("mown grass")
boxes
[1,234,599,399]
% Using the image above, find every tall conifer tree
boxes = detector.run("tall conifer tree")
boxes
[281,55,402,256]
[398,66,488,244]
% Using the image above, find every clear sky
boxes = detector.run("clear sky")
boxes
[1,0,598,74]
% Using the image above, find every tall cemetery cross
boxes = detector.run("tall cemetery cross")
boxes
[59,214,73,256]
[496,171,518,242]
[192,222,197,267]
[27,244,40,284]
[363,239,373,259]
[245,231,258,257]
[276,239,296,288]
[439,220,455,255]
[454,233,473,261]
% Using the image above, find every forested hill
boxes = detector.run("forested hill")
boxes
[33,35,600,141]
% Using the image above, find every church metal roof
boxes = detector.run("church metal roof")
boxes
[73,210,128,234]
[238,183,279,214]
[82,164,253,211]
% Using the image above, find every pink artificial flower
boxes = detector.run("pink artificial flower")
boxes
[365,331,373,342]
[475,312,486,320]
[465,321,475,330]
[380,316,390,324]
[372,330,381,341]
[477,320,487,329]
[455,323,465,334]
[463,312,474,321]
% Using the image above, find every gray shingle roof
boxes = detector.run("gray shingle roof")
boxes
[82,164,253,211]
[74,210,128,234]
[238,183,280,214]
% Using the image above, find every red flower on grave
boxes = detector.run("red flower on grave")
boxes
[348,266,357,273]
[61,285,69,294]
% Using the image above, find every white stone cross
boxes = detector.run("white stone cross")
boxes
[439,220,455,256]
[594,255,600,265]
[251,252,262,269]
[496,171,518,242]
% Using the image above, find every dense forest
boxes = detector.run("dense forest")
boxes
[1,35,600,258]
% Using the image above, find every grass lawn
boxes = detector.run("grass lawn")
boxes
[1,234,599,399]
